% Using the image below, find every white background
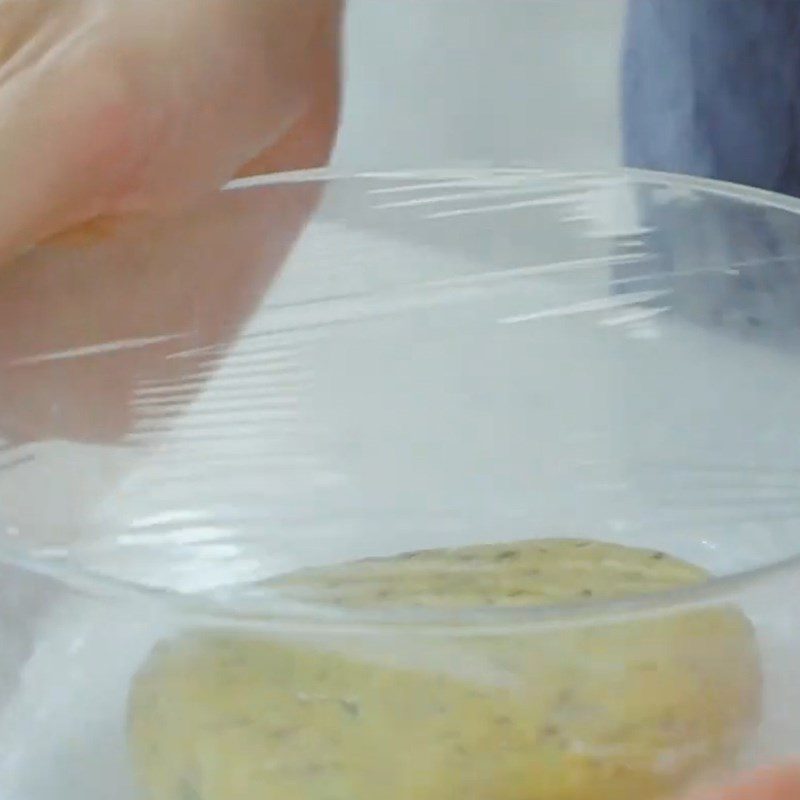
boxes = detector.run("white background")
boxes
[334,0,625,171]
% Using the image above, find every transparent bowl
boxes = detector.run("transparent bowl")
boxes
[0,166,799,800]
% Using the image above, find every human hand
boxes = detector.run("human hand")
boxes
[0,0,340,256]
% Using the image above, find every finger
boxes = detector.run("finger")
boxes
[0,0,344,259]
[684,764,800,800]
[235,0,342,177]
[111,0,344,210]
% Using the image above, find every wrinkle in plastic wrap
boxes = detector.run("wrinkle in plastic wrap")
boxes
[1,169,800,796]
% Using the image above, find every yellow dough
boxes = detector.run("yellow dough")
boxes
[128,539,761,800]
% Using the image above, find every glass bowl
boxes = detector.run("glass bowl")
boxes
[1,165,800,800]
[6,2,800,797]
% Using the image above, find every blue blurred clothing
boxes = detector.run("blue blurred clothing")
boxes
[618,0,800,340]
[623,0,800,195]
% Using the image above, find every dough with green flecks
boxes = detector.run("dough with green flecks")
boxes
[128,539,761,800]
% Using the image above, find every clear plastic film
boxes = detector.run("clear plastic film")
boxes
[1,3,800,800]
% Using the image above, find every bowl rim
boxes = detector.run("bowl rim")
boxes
[3,164,800,633]
[223,162,800,220]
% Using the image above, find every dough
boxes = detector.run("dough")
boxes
[128,539,761,800]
